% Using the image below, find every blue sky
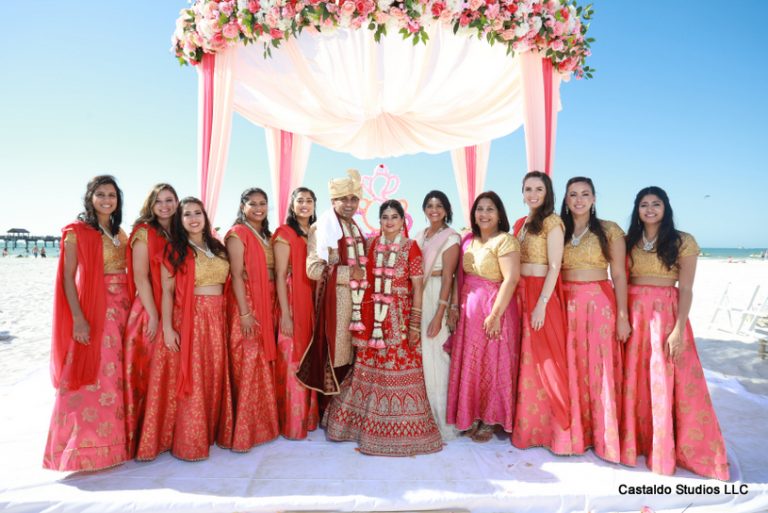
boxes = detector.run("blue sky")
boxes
[1,1,766,247]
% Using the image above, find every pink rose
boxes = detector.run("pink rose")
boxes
[248,0,261,13]
[283,4,296,18]
[560,7,569,20]
[550,39,564,51]
[270,28,284,39]
[373,268,384,276]
[326,3,337,12]
[532,3,542,14]
[220,1,234,16]
[407,18,420,33]
[431,1,445,17]
[341,0,356,16]
[500,28,516,40]
[345,236,354,244]
[468,0,483,10]
[359,256,368,264]
[485,2,499,19]
[389,7,405,19]
[222,22,240,39]
[374,11,390,23]
[459,13,471,26]
[350,279,360,289]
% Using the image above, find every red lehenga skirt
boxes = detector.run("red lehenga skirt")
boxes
[275,274,318,440]
[135,294,233,461]
[511,275,571,450]
[558,280,623,462]
[43,274,131,472]
[620,285,729,480]
[228,281,279,451]
[123,297,161,458]
[324,285,443,457]
[446,274,521,432]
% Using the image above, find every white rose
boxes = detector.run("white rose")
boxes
[514,21,529,38]
[377,0,394,10]
[531,16,542,33]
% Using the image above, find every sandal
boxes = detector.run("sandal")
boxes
[462,420,480,438]
[471,423,495,443]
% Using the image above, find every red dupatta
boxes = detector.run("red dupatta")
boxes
[227,224,276,362]
[272,225,314,362]
[126,223,168,311]
[513,215,571,429]
[51,221,106,390]
[166,252,196,396]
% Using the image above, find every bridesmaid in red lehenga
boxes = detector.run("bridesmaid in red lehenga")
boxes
[272,187,319,439]
[124,183,177,458]
[511,170,571,451]
[155,197,233,461]
[225,188,280,451]
[44,175,131,471]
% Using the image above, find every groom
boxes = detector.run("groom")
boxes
[297,169,367,394]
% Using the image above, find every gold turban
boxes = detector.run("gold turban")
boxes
[328,169,362,199]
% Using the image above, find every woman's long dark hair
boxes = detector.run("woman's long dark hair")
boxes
[285,187,317,237]
[78,175,123,235]
[421,190,453,225]
[560,176,610,261]
[626,186,681,270]
[234,188,271,238]
[522,170,555,235]
[167,197,227,273]
[470,191,510,237]
[133,183,179,231]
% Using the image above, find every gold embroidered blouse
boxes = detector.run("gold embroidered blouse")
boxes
[64,229,128,273]
[518,214,564,265]
[192,249,230,286]
[629,232,699,280]
[227,231,274,270]
[130,227,148,247]
[462,232,519,282]
[562,220,625,271]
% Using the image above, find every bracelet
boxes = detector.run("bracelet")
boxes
[411,307,423,312]
[409,326,420,332]
[539,295,549,305]
[239,311,252,318]
[450,304,459,310]
[438,299,449,306]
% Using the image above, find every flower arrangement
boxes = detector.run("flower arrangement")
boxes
[173,0,594,78]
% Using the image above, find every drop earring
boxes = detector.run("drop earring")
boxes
[591,204,595,215]
[565,205,569,215]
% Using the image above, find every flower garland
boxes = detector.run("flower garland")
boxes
[341,220,368,332]
[369,233,402,348]
[173,0,594,78]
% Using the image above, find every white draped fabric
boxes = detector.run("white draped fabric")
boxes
[231,24,528,159]
[264,128,312,221]
[197,48,236,223]
[450,142,491,227]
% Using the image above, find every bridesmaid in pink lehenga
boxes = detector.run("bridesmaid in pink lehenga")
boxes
[44,175,130,471]
[272,187,319,439]
[446,191,521,443]
[621,186,729,480]
[556,177,630,462]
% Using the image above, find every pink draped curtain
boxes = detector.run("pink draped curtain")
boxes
[265,128,312,222]
[450,142,491,227]
[519,52,561,176]
[197,49,235,224]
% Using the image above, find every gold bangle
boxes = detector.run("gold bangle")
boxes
[409,326,420,332]
[239,311,252,318]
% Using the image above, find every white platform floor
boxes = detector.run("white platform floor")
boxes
[1,368,766,513]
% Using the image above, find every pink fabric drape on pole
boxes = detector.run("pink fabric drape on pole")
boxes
[197,49,235,224]
[265,128,312,222]
[450,142,491,227]
[519,52,562,175]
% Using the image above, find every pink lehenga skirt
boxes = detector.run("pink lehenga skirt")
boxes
[123,297,161,458]
[446,274,521,432]
[620,285,729,480]
[557,280,623,462]
[228,282,279,451]
[43,274,131,472]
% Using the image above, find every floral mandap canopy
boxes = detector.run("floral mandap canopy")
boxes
[172,0,593,224]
